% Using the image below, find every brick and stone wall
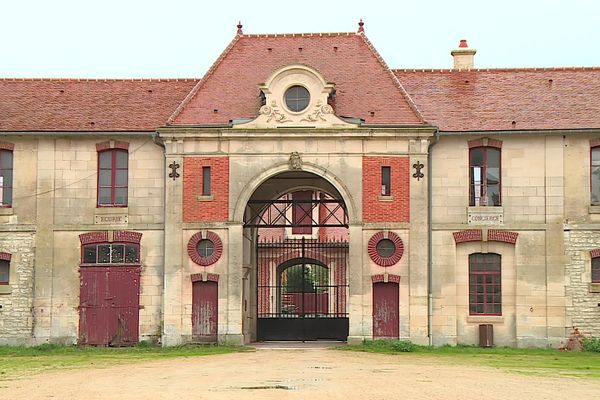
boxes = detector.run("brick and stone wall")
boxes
[565,230,600,335]
[183,157,229,222]
[0,232,35,345]
[362,156,409,222]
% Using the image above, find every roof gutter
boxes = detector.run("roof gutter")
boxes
[427,128,440,347]
[439,128,600,136]
[0,131,157,136]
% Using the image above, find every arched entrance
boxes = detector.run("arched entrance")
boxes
[242,170,350,341]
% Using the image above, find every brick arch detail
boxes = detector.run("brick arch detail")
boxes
[0,251,12,261]
[96,141,130,151]
[190,273,220,283]
[453,229,518,245]
[368,231,404,267]
[79,231,142,245]
[371,273,401,283]
[0,142,15,151]
[468,138,503,149]
[187,231,223,266]
[590,249,600,258]
[271,249,330,268]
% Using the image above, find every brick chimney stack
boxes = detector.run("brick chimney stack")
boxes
[451,39,476,69]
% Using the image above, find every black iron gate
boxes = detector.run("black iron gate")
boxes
[257,238,349,341]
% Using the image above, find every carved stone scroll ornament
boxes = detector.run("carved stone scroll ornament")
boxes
[289,152,302,170]
[300,100,334,122]
[259,101,291,123]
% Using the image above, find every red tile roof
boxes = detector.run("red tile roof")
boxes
[0,79,198,132]
[169,33,425,126]
[394,68,600,132]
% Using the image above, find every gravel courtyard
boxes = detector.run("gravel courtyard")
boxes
[2,344,599,399]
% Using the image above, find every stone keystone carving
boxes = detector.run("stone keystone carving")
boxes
[289,152,302,170]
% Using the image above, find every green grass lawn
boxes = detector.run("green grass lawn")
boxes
[343,341,600,379]
[0,343,248,381]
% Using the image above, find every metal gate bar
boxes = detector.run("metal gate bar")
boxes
[257,237,349,341]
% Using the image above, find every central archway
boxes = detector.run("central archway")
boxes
[240,170,351,341]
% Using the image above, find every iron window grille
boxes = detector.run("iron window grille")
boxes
[81,243,140,265]
[469,147,501,206]
[0,149,13,207]
[469,253,502,315]
[98,149,128,206]
[0,260,9,284]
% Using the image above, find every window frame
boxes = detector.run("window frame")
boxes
[591,146,600,205]
[469,146,501,207]
[202,166,211,196]
[0,149,13,208]
[80,242,140,266]
[0,260,9,285]
[97,148,128,207]
[592,256,600,283]
[468,253,502,316]
[381,166,391,196]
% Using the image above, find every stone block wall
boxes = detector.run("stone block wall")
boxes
[0,232,35,345]
[565,230,600,335]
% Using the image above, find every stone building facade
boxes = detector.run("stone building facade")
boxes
[1,22,600,347]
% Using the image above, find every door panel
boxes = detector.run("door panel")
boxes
[373,282,399,339]
[192,281,218,342]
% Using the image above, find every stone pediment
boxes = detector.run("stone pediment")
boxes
[234,64,357,129]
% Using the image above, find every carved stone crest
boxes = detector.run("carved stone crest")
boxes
[289,152,302,170]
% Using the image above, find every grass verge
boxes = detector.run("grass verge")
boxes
[342,340,600,379]
[0,343,249,381]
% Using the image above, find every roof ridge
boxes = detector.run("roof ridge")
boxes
[167,34,242,125]
[0,78,199,82]
[393,67,600,73]
[241,32,356,38]
[358,33,426,124]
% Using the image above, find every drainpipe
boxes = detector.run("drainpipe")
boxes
[427,129,440,346]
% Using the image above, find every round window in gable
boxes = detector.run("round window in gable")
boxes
[188,231,223,266]
[284,85,310,112]
[368,231,404,267]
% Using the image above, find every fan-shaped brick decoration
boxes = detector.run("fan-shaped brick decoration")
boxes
[368,231,404,267]
[187,231,223,266]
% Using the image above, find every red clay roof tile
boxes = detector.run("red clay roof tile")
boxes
[394,68,600,131]
[170,33,425,126]
[0,79,198,132]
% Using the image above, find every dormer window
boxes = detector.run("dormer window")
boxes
[285,85,310,112]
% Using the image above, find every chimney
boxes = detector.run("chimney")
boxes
[451,39,476,69]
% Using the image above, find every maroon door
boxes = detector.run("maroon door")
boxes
[79,266,140,346]
[373,282,399,339]
[192,281,218,342]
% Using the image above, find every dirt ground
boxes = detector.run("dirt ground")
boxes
[2,344,600,400]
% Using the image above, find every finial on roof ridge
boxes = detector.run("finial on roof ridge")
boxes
[237,21,243,35]
[358,18,364,33]
[459,39,468,48]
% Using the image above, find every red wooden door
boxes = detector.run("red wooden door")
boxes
[79,266,140,346]
[192,281,218,342]
[373,282,399,339]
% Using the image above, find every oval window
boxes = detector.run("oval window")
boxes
[376,239,396,258]
[284,85,310,112]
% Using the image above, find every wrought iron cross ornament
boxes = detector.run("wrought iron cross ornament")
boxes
[168,161,180,180]
[413,161,424,181]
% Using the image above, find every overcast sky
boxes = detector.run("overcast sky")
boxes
[1,0,598,78]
